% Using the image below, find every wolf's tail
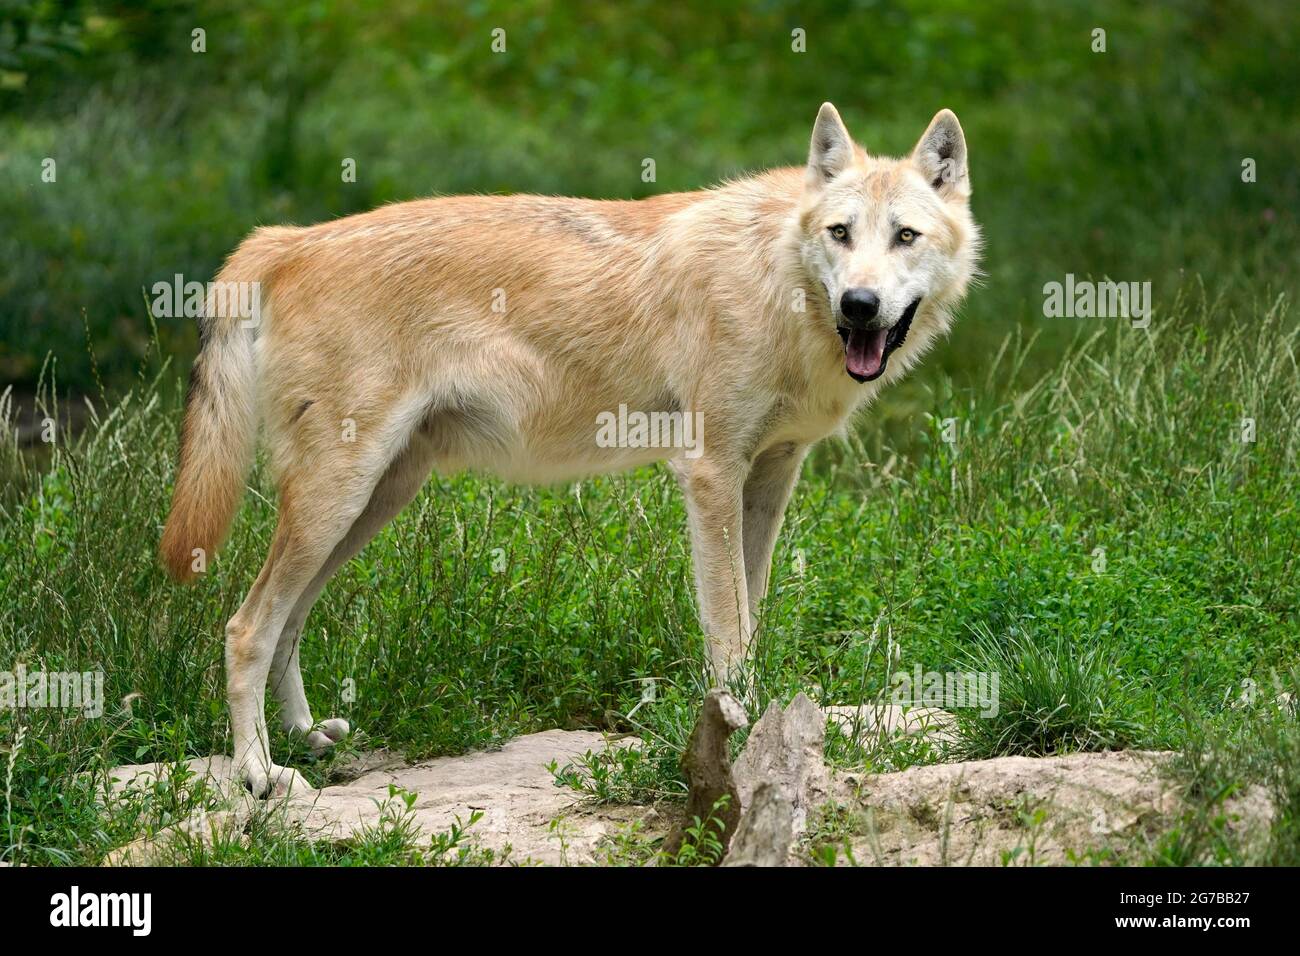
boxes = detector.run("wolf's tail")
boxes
[160,232,283,582]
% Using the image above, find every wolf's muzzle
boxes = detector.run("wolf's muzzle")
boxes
[837,296,922,383]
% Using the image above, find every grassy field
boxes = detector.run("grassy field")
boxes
[2,283,1297,865]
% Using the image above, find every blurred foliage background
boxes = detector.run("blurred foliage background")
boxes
[1,0,1296,417]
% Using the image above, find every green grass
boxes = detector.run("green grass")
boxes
[2,282,1297,865]
[1147,668,1300,866]
[949,623,1140,759]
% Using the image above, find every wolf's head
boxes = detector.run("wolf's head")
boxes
[799,103,980,383]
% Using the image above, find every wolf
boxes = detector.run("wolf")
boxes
[160,103,980,795]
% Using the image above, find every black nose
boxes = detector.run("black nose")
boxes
[840,288,880,325]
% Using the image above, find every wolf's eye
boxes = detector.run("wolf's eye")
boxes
[828,224,850,243]
[897,228,918,244]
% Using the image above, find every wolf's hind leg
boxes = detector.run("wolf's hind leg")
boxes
[226,446,396,798]
[268,438,436,751]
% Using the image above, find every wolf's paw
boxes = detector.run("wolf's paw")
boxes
[305,717,350,754]
[241,761,311,800]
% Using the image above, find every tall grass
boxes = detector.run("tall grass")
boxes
[950,623,1139,759]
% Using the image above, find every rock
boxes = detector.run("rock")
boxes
[323,747,408,782]
[104,729,658,866]
[732,692,829,835]
[715,692,832,866]
[101,717,1268,867]
[723,783,793,867]
[663,689,748,857]
[826,750,1204,865]
[105,808,248,866]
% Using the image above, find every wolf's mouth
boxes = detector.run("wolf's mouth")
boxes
[837,297,921,383]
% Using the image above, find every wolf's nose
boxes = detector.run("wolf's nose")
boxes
[840,288,881,325]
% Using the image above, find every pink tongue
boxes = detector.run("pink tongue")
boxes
[846,328,887,378]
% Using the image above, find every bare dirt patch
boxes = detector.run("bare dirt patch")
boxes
[819,751,1271,865]
[105,729,661,865]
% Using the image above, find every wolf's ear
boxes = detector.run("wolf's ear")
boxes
[806,102,855,188]
[911,109,969,200]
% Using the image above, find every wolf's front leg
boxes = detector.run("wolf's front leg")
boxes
[742,442,808,626]
[679,456,752,679]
